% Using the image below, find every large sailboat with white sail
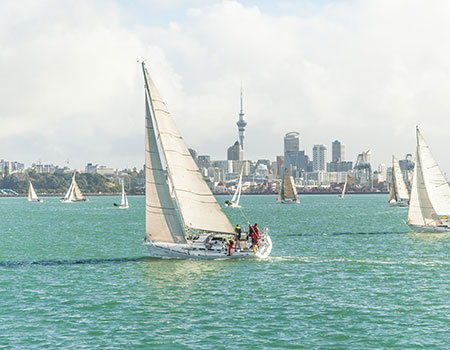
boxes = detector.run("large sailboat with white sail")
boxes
[388,155,409,207]
[28,181,43,202]
[225,169,243,208]
[278,168,299,203]
[407,127,450,232]
[141,62,272,259]
[60,173,87,203]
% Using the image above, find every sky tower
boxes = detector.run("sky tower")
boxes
[236,86,247,153]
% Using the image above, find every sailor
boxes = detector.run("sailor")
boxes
[249,224,256,249]
[235,224,242,250]
[226,237,234,256]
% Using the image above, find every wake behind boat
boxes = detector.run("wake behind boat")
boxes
[60,173,87,203]
[407,127,450,232]
[141,62,272,259]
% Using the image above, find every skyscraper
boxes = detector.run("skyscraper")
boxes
[332,140,345,162]
[284,132,300,169]
[236,86,247,157]
[313,144,327,171]
[227,141,243,161]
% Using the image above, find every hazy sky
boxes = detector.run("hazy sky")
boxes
[1,0,450,176]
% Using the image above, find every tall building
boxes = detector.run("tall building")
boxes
[284,132,300,169]
[227,141,243,160]
[313,144,327,171]
[236,86,247,157]
[332,140,345,162]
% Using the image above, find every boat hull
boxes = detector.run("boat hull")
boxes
[408,224,450,233]
[60,198,88,203]
[389,201,409,207]
[278,199,300,204]
[144,233,272,260]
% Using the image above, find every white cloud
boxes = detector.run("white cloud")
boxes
[1,0,450,175]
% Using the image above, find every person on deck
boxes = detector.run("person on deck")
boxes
[227,238,234,256]
[235,224,242,251]
[251,223,260,250]
[249,224,256,249]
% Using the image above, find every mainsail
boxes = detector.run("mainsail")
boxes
[407,127,450,226]
[390,155,409,203]
[121,179,129,207]
[279,168,297,201]
[28,181,39,201]
[63,174,85,202]
[230,170,243,205]
[143,63,234,238]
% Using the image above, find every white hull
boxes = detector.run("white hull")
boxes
[278,199,300,204]
[60,199,87,203]
[29,199,43,203]
[389,201,409,207]
[408,224,450,233]
[144,233,272,260]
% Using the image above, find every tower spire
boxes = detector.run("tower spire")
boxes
[236,84,247,154]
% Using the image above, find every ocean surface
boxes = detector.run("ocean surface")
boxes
[0,194,449,349]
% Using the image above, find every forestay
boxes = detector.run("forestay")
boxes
[143,64,234,234]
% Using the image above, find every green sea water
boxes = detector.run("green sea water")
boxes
[0,194,449,349]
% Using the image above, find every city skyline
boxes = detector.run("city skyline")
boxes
[1,1,450,175]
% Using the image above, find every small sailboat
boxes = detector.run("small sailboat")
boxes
[388,155,409,207]
[28,181,43,202]
[225,170,243,208]
[114,178,129,209]
[60,173,87,203]
[277,168,299,203]
[338,173,354,198]
[407,127,450,232]
[141,62,272,259]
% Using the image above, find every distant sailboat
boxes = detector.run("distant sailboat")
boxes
[114,178,129,209]
[407,127,450,232]
[141,62,272,259]
[278,168,299,204]
[388,155,409,207]
[225,170,243,208]
[28,181,43,202]
[339,173,354,198]
[60,173,87,203]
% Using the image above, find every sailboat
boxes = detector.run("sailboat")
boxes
[338,173,354,198]
[28,181,43,202]
[114,178,129,209]
[388,155,409,207]
[141,62,272,259]
[407,127,450,232]
[277,168,299,203]
[225,170,243,208]
[60,173,87,203]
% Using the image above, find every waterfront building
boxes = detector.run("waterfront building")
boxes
[227,140,243,161]
[313,144,327,172]
[197,155,211,170]
[284,132,300,169]
[332,140,345,162]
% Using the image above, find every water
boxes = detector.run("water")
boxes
[1,195,449,349]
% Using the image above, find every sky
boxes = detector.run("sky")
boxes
[1,0,450,176]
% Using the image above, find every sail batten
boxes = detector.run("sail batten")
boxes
[143,65,234,234]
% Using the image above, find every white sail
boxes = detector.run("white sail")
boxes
[230,170,243,205]
[63,179,74,201]
[144,86,186,244]
[120,179,129,207]
[28,181,40,201]
[340,176,348,198]
[143,65,234,234]
[392,155,409,201]
[278,168,298,202]
[62,174,85,202]
[407,127,450,227]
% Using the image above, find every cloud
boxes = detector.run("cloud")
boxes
[1,0,450,175]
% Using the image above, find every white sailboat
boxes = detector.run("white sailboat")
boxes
[277,168,299,204]
[60,173,87,203]
[338,173,354,198]
[388,155,409,207]
[141,62,272,259]
[407,127,450,232]
[114,178,129,209]
[28,181,43,202]
[225,170,243,208]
